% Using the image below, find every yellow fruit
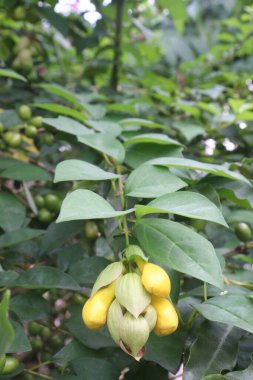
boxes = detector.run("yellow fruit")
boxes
[141,263,171,298]
[151,296,178,336]
[82,281,115,330]
[135,257,145,272]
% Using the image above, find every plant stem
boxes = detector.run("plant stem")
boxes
[24,369,52,380]
[29,361,51,371]
[116,166,130,247]
[204,282,208,302]
[110,0,125,91]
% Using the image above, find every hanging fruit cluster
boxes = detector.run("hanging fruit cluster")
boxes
[82,245,178,360]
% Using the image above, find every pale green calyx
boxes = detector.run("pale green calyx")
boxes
[115,273,151,318]
[91,261,125,296]
[125,244,148,263]
[143,304,157,331]
[107,299,123,344]
[119,312,150,361]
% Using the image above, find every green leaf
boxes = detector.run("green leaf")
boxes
[135,218,224,289]
[54,159,119,182]
[119,118,167,130]
[38,84,81,106]
[53,340,94,367]
[0,290,15,357]
[173,121,205,142]
[78,133,125,163]
[0,191,26,232]
[57,189,134,222]
[226,362,253,379]
[184,322,243,379]
[69,257,110,286]
[39,221,83,255]
[157,0,187,34]
[202,376,228,380]
[12,267,81,290]
[10,294,50,320]
[71,357,119,380]
[195,294,253,333]
[125,143,183,169]
[43,116,90,136]
[135,191,228,227]
[123,133,182,147]
[147,157,251,185]
[34,104,86,123]
[0,162,51,181]
[0,69,27,82]
[65,306,115,349]
[8,321,31,353]
[125,165,187,198]
[87,120,121,137]
[0,228,44,248]
[91,262,125,296]
[144,330,186,373]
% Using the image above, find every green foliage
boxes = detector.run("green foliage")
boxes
[0,0,253,378]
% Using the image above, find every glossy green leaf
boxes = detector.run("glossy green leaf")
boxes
[34,103,86,123]
[184,322,243,379]
[119,118,167,130]
[125,165,187,198]
[43,116,90,135]
[87,120,121,136]
[0,192,26,232]
[125,143,183,168]
[12,267,81,290]
[0,69,27,82]
[145,330,186,373]
[53,340,94,367]
[57,189,134,222]
[147,157,251,185]
[135,191,228,227]
[54,159,119,182]
[226,362,253,379]
[135,218,224,289]
[10,294,50,320]
[71,357,119,380]
[0,290,15,357]
[8,321,31,353]
[124,133,182,146]
[173,121,204,142]
[38,84,81,106]
[91,261,125,296]
[195,294,253,333]
[78,133,125,163]
[0,228,44,248]
[69,257,110,286]
[65,306,115,349]
[0,162,51,181]
[157,0,187,34]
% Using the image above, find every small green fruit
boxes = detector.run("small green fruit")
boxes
[28,321,42,335]
[18,105,32,120]
[38,208,52,224]
[31,116,43,128]
[0,356,6,373]
[40,326,51,340]
[49,334,62,349]
[34,195,45,209]
[31,337,43,352]
[1,356,20,374]
[44,194,60,212]
[41,132,54,145]
[25,125,38,138]
[235,222,252,242]
[3,132,22,147]
[84,221,99,239]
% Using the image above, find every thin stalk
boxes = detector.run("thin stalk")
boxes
[204,282,208,302]
[24,369,52,380]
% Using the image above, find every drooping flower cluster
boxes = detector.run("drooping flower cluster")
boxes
[82,245,178,360]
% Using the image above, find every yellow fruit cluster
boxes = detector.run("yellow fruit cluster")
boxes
[82,247,178,360]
